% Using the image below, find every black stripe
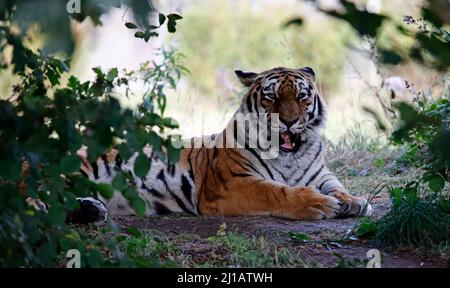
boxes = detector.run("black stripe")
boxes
[267,74,281,81]
[310,117,323,128]
[188,169,194,183]
[101,155,111,176]
[318,178,332,191]
[92,161,99,179]
[115,154,123,171]
[308,94,318,120]
[167,164,176,176]
[270,164,288,182]
[316,172,333,189]
[141,181,164,198]
[230,171,253,177]
[253,91,259,113]
[293,141,322,183]
[157,170,195,215]
[306,164,324,186]
[153,201,171,215]
[80,169,88,178]
[181,174,194,206]
[316,95,323,116]
[246,94,252,112]
[244,147,274,180]
[307,96,324,129]
[156,169,165,182]
[226,149,264,179]
[187,147,195,175]
[231,123,270,179]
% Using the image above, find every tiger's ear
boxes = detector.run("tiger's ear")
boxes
[235,70,258,87]
[299,66,315,80]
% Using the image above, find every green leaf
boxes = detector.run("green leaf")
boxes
[288,231,311,243]
[43,165,61,177]
[167,19,177,33]
[134,154,151,178]
[167,13,183,21]
[143,31,158,42]
[115,235,128,243]
[284,18,303,27]
[48,204,66,225]
[417,34,450,70]
[148,131,162,151]
[428,174,445,192]
[112,173,127,190]
[125,22,138,29]
[127,227,142,238]
[356,217,378,237]
[118,143,132,160]
[134,31,145,38]
[431,129,450,161]
[60,155,81,174]
[322,0,387,37]
[166,141,180,164]
[162,117,179,129]
[166,15,182,34]
[106,68,118,82]
[141,113,162,127]
[97,183,114,199]
[389,188,403,206]
[378,48,403,65]
[0,160,21,181]
[86,249,103,268]
[438,199,450,213]
[46,68,60,86]
[131,197,146,217]
[158,13,166,25]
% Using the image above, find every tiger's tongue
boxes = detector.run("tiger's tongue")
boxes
[281,132,294,150]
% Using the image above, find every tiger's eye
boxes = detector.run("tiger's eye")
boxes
[297,93,309,101]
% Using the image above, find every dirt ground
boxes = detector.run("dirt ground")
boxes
[113,194,447,268]
[109,145,448,268]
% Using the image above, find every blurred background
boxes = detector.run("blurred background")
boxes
[0,0,446,142]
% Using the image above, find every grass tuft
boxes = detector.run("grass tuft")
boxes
[374,198,449,248]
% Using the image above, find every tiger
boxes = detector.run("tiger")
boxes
[69,66,372,224]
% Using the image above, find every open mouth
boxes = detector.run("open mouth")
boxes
[279,131,301,153]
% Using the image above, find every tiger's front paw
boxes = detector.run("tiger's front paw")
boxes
[296,189,342,220]
[329,191,372,217]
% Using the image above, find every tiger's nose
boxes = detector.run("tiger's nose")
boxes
[281,118,299,128]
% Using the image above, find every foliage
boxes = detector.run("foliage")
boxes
[355,64,450,250]
[126,13,183,42]
[368,96,450,249]
[375,187,449,248]
[0,1,185,267]
[308,0,450,250]
[289,0,450,69]
[0,0,182,56]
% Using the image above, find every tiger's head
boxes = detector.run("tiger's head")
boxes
[235,66,327,153]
